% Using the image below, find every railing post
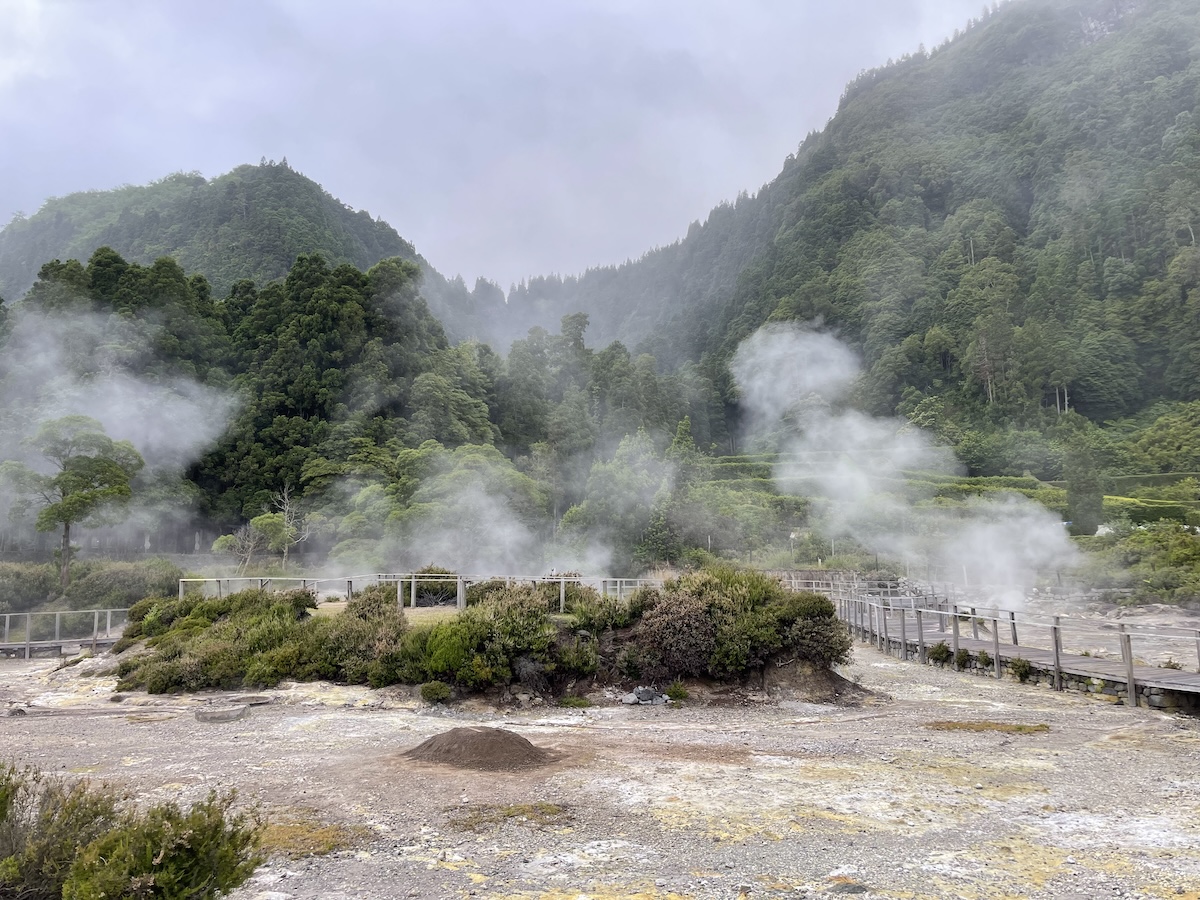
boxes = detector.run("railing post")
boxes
[559,578,566,614]
[951,607,960,666]
[178,580,185,601]
[3,614,8,643]
[970,607,979,641]
[457,577,466,610]
[346,580,353,602]
[24,613,31,659]
[916,609,926,663]
[1051,616,1062,691]
[54,611,60,642]
[881,604,890,654]
[1009,611,1018,645]
[992,624,1001,679]
[92,610,99,654]
[899,606,908,660]
[1121,629,1136,707]
[1195,629,1200,674]
[410,574,417,609]
[106,610,112,637]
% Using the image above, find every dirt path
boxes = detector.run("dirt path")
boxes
[2,648,1199,899]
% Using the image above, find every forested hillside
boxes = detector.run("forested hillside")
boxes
[4,0,1200,594]
[505,0,1200,461]
[0,160,502,341]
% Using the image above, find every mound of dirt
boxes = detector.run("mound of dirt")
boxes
[404,726,556,771]
[763,659,882,706]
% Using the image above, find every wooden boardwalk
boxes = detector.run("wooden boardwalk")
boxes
[823,582,1200,711]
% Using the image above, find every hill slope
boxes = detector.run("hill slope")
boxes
[0,161,499,340]
[506,0,1200,429]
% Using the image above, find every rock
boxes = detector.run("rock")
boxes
[634,686,658,702]
[829,882,869,894]
[195,704,250,723]
[622,692,640,705]
[4,707,27,717]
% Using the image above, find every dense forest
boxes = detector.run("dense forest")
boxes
[2,0,1200,599]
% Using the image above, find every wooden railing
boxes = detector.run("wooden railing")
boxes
[1,608,129,659]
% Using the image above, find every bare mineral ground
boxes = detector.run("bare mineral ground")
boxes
[2,646,1199,900]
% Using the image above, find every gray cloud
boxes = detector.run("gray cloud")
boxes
[1,0,985,291]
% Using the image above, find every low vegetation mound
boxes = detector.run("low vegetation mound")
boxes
[403,727,555,771]
[110,565,853,699]
[0,558,182,615]
[0,763,260,899]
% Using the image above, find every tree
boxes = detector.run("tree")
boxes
[1,416,144,588]
[212,524,267,575]
[253,483,312,571]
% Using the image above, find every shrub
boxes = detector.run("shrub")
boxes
[636,592,717,681]
[928,641,953,665]
[558,695,591,708]
[0,563,57,613]
[420,680,452,703]
[62,791,260,900]
[977,649,993,668]
[781,616,853,668]
[1010,657,1033,683]
[665,679,689,701]
[954,648,972,669]
[0,764,260,900]
[63,558,183,610]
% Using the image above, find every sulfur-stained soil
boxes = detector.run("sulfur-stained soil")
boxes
[1,645,1199,900]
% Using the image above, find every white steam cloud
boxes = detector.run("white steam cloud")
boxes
[0,307,238,524]
[731,323,1076,599]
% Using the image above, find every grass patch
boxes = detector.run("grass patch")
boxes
[446,802,572,832]
[557,695,592,708]
[259,810,366,858]
[927,721,1050,734]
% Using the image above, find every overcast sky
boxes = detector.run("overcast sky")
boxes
[2,0,985,289]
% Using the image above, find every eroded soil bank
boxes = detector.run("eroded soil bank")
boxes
[1,647,1198,900]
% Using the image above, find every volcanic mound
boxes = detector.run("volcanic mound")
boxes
[403,726,556,771]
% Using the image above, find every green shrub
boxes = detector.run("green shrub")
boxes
[556,635,599,677]
[928,641,952,665]
[781,615,853,668]
[954,648,972,669]
[62,558,183,610]
[0,764,260,900]
[665,680,689,701]
[977,649,993,668]
[558,695,592,708]
[636,592,718,681]
[1010,657,1033,683]
[420,681,452,704]
[62,791,260,900]
[0,563,57,613]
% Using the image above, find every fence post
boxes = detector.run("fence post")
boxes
[881,604,890,654]
[1121,629,1136,707]
[457,577,466,610]
[951,608,960,666]
[1051,616,1062,691]
[899,607,908,660]
[346,580,353,602]
[1195,629,1200,674]
[106,609,112,637]
[178,580,185,601]
[410,575,417,609]
[55,612,60,642]
[916,609,926,663]
[3,614,8,643]
[970,607,979,641]
[559,578,566,614]
[992,625,1001,679]
[92,610,99,654]
[24,613,31,659]
[1009,611,1019,645]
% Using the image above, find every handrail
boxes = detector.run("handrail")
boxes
[0,607,129,660]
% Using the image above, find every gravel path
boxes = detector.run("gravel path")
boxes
[2,646,1199,899]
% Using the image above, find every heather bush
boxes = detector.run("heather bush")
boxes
[0,764,261,900]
